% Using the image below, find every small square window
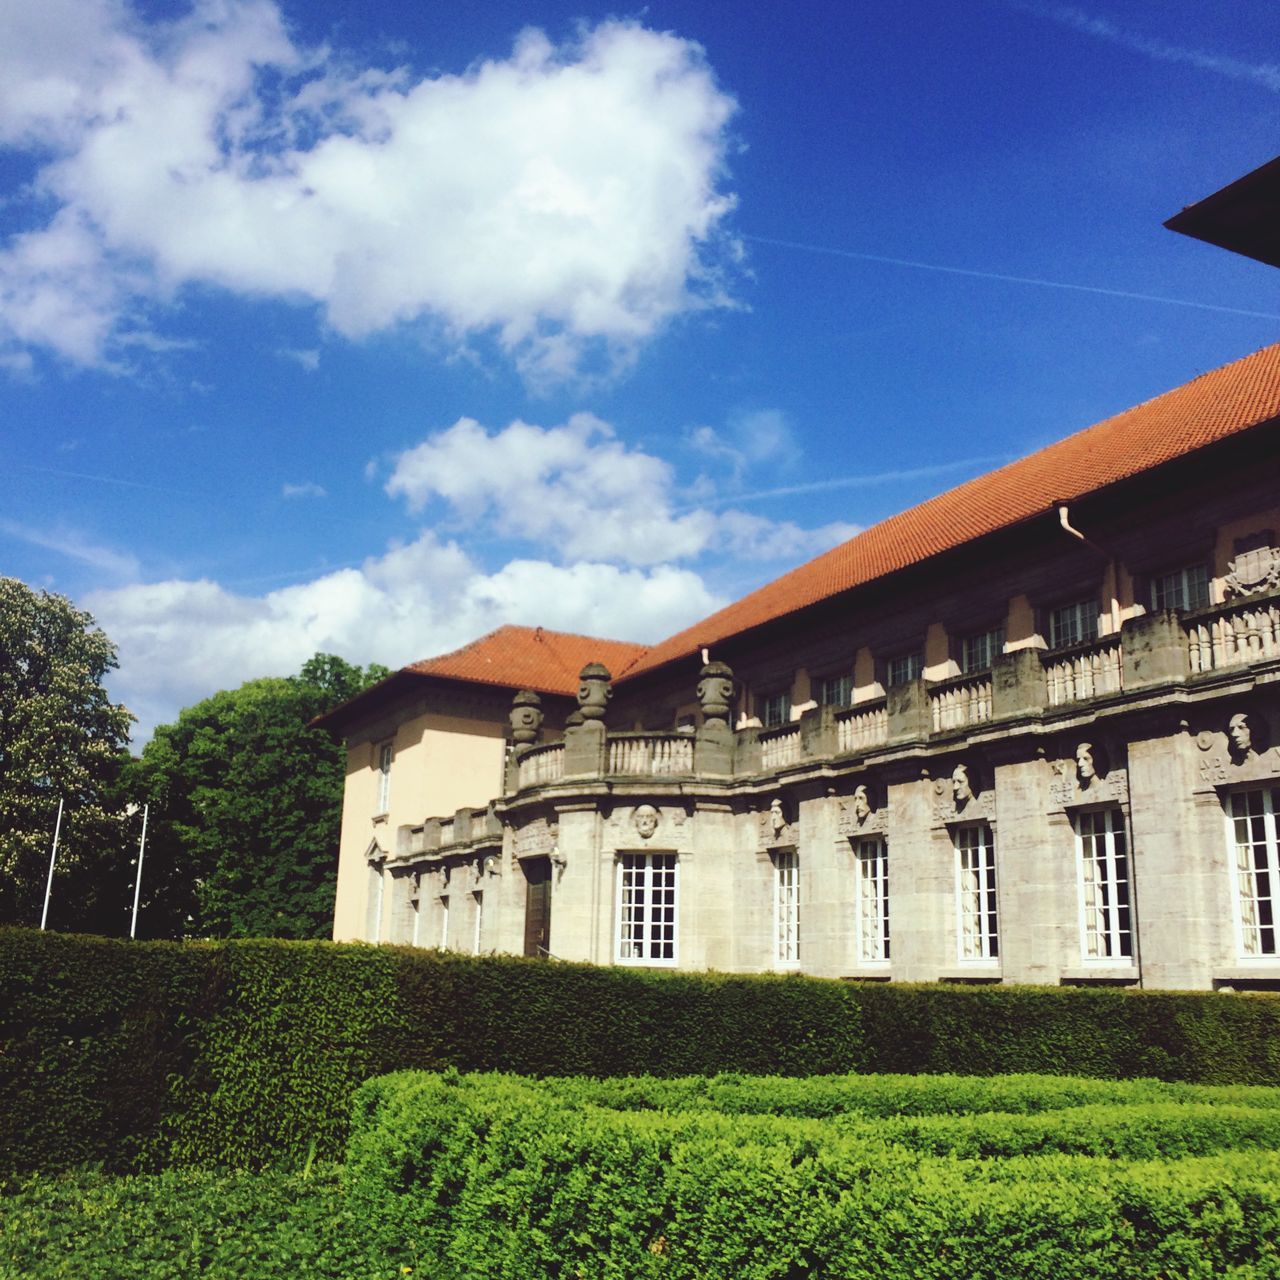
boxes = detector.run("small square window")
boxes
[960,626,1005,674]
[816,674,852,707]
[1151,564,1209,613]
[759,690,791,728]
[887,652,922,688]
[1047,600,1099,650]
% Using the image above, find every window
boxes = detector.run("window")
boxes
[365,861,384,943]
[376,742,393,814]
[887,652,922,688]
[774,849,799,965]
[817,674,853,707]
[954,824,999,961]
[854,837,889,963]
[1047,599,1099,650]
[759,690,791,728]
[1151,564,1209,613]
[1227,789,1280,957]
[438,894,450,950]
[616,853,677,963]
[472,891,484,955]
[961,626,1005,674]
[1076,809,1132,960]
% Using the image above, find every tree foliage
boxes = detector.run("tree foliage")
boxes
[130,654,387,939]
[0,577,133,930]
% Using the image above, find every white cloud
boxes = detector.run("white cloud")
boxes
[690,407,799,481]
[0,2,740,381]
[0,518,140,578]
[86,530,722,740]
[276,347,320,372]
[282,480,326,499]
[384,413,854,568]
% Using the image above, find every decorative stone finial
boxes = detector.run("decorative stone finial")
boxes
[696,660,736,725]
[509,689,544,746]
[576,662,612,721]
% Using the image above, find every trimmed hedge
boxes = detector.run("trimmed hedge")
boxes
[3,926,1280,1173]
[345,1072,1280,1280]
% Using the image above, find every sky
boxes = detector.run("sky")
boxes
[1,0,1278,743]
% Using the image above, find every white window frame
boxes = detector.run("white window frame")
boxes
[1226,788,1280,960]
[854,837,890,964]
[615,852,678,965]
[438,894,450,951]
[773,848,800,966]
[954,824,999,962]
[817,674,852,708]
[961,626,1005,674]
[1151,564,1209,613]
[1075,808,1133,962]
[759,690,791,728]
[365,860,384,943]
[887,652,922,688]
[472,890,484,955]
[1047,599,1099,650]
[376,741,393,814]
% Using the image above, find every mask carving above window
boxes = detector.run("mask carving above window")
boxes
[1197,710,1280,786]
[1049,742,1126,808]
[1225,536,1280,599]
[838,783,886,836]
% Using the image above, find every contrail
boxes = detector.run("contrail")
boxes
[9,461,197,496]
[743,234,1280,322]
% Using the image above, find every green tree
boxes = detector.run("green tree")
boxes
[131,654,387,939]
[0,577,134,930]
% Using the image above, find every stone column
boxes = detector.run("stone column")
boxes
[887,772,951,981]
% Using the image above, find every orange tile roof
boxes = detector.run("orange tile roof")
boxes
[626,342,1280,680]
[407,625,648,696]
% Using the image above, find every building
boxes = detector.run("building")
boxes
[325,342,1280,991]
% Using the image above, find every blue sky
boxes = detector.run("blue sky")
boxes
[1,0,1278,741]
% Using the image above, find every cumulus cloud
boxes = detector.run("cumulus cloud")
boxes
[0,0,740,380]
[384,413,852,567]
[86,530,723,739]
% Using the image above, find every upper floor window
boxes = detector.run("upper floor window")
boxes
[887,652,922,688]
[1151,564,1209,613]
[616,852,677,964]
[1047,599,1099,650]
[773,848,799,966]
[816,674,852,707]
[376,742,393,814]
[759,690,791,728]
[954,824,998,962]
[1076,808,1132,961]
[961,626,1005,674]
[1227,788,1279,958]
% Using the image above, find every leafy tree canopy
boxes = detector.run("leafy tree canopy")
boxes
[0,577,134,929]
[129,654,388,939]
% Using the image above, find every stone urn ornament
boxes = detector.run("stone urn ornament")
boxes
[696,660,736,725]
[577,662,612,721]
[509,689,544,746]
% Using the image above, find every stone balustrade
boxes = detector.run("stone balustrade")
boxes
[1043,640,1123,707]
[929,675,993,732]
[517,742,565,788]
[760,724,802,771]
[837,700,888,754]
[1186,595,1280,674]
[607,732,694,776]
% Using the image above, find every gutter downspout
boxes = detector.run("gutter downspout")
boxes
[1057,504,1122,634]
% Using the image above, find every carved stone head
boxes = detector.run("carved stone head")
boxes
[852,784,872,821]
[696,661,736,724]
[509,689,544,746]
[769,796,787,834]
[951,763,976,806]
[1228,710,1265,762]
[632,804,659,840]
[577,662,612,721]
[1075,741,1109,785]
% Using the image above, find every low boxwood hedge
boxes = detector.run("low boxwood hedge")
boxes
[3,926,1279,1174]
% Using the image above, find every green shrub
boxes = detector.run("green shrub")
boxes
[4,926,1280,1175]
[345,1072,1280,1280]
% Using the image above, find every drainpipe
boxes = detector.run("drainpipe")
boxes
[1057,504,1122,634]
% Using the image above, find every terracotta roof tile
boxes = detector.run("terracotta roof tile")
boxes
[626,342,1280,679]
[407,625,648,696]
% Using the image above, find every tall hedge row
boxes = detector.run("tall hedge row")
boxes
[2,926,1279,1174]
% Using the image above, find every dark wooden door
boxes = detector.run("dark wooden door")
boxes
[522,857,552,957]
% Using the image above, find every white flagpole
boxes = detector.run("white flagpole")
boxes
[39,797,64,931]
[129,803,149,940]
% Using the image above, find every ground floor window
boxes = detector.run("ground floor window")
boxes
[472,891,484,955]
[438,894,450,950]
[1076,808,1132,960]
[1228,788,1279,957]
[854,837,889,962]
[954,824,998,961]
[616,852,677,963]
[773,848,799,965]
[365,860,384,943]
